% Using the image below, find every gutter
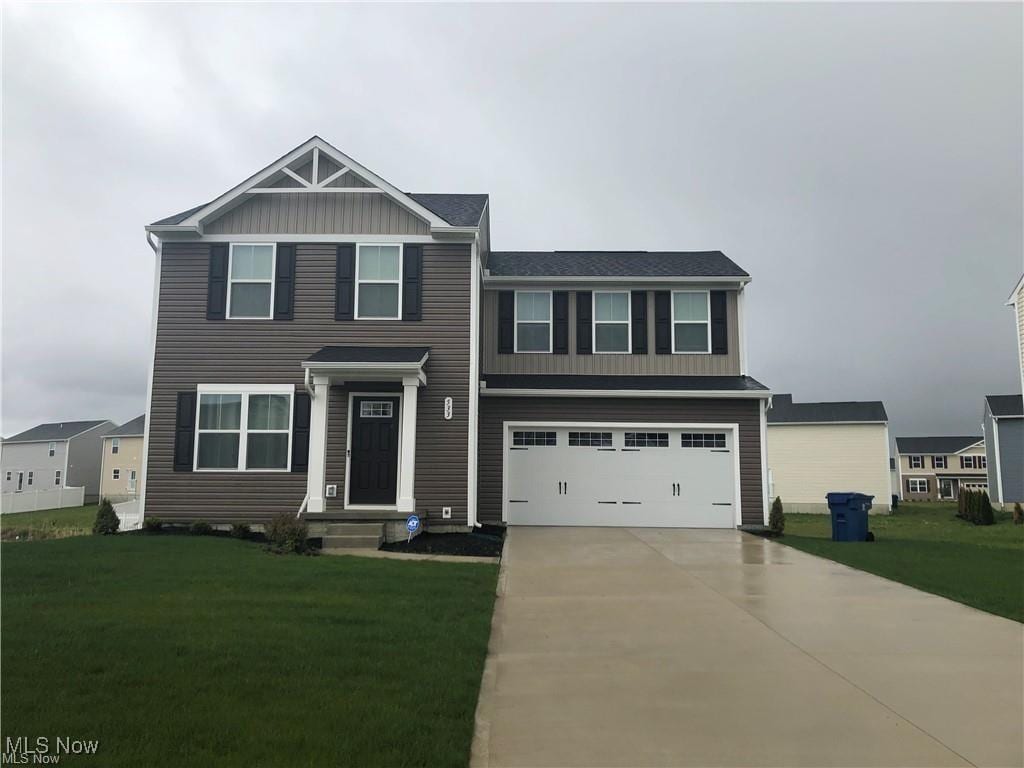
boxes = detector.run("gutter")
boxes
[479,387,770,400]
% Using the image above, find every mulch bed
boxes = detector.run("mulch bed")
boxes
[381,525,505,558]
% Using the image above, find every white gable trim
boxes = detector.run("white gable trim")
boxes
[147,137,459,236]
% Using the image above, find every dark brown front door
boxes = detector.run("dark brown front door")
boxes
[349,396,400,505]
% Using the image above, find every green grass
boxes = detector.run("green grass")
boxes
[1,535,498,767]
[0,503,97,539]
[777,502,1024,622]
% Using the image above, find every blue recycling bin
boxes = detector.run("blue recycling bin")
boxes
[825,492,873,542]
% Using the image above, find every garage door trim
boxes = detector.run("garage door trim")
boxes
[501,420,742,526]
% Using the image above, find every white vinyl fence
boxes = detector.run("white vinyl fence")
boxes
[1,486,86,514]
[113,500,142,532]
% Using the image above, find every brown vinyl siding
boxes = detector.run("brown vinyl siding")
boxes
[204,193,430,235]
[477,396,764,526]
[145,241,470,524]
[481,289,741,375]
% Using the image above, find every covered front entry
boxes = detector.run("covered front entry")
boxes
[348,396,400,505]
[505,423,739,527]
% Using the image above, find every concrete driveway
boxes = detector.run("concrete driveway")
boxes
[471,528,1023,768]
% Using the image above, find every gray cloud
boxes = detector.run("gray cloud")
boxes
[2,2,1021,439]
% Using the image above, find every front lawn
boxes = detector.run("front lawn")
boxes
[0,503,97,539]
[1,535,498,766]
[777,502,1024,622]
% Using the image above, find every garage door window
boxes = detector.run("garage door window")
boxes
[568,431,613,447]
[624,432,669,448]
[513,431,557,447]
[681,433,726,448]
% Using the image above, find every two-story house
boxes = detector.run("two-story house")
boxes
[983,274,1024,507]
[894,436,988,501]
[141,137,770,542]
[98,415,146,503]
[1,420,116,503]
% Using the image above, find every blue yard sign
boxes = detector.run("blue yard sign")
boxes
[406,515,420,543]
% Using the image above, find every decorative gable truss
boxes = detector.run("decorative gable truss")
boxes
[147,136,472,238]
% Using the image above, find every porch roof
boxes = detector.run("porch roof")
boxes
[302,346,429,385]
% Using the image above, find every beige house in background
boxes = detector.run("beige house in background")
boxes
[99,415,145,502]
[895,436,987,502]
[767,395,891,513]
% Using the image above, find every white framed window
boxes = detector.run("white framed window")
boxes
[932,456,947,469]
[47,442,55,457]
[227,243,276,319]
[593,291,631,353]
[112,468,121,480]
[671,291,711,353]
[111,437,120,455]
[909,455,924,469]
[4,472,10,481]
[355,244,402,320]
[128,470,137,492]
[27,471,33,486]
[514,291,552,353]
[194,384,294,472]
[908,478,928,494]
[359,401,394,418]
[54,470,61,486]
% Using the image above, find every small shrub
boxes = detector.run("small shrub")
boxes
[92,498,119,535]
[230,523,251,539]
[768,496,785,537]
[1013,502,1023,525]
[189,520,213,536]
[143,517,163,533]
[265,513,311,554]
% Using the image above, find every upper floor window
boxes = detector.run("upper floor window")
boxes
[909,455,924,469]
[594,291,630,353]
[515,291,552,353]
[961,455,986,469]
[671,291,710,353]
[111,438,120,455]
[356,244,402,319]
[228,244,276,319]
[47,442,55,457]
[195,386,293,472]
[932,456,947,469]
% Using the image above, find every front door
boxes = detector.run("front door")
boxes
[349,396,400,505]
[939,478,957,500]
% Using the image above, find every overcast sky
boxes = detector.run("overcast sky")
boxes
[2,2,1021,440]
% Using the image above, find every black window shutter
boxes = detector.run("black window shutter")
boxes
[173,391,197,472]
[497,291,514,354]
[402,245,423,321]
[291,392,311,472]
[654,291,671,354]
[206,244,229,320]
[553,291,569,354]
[273,244,296,320]
[576,291,593,355]
[710,290,728,355]
[335,244,355,320]
[631,291,648,354]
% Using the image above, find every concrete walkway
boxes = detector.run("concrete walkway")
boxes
[472,528,1023,768]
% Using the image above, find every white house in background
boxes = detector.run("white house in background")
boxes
[1,420,116,504]
[767,394,892,513]
[99,415,146,503]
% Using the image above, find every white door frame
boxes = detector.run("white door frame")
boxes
[344,390,404,512]
[501,421,743,526]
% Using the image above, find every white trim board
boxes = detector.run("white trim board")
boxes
[480,387,771,400]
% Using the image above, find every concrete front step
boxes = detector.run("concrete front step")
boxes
[325,522,383,536]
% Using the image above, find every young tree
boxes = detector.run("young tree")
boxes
[768,496,785,536]
[92,498,119,535]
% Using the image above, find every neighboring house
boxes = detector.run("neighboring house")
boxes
[889,458,900,500]
[1,420,116,503]
[894,437,988,501]
[99,415,146,502]
[140,136,770,539]
[984,395,1023,506]
[766,394,891,513]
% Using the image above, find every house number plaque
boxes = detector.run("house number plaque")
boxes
[444,397,453,420]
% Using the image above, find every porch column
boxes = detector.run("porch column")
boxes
[306,375,330,514]
[397,376,419,513]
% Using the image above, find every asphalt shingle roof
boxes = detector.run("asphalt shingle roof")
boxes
[106,415,146,437]
[768,394,888,424]
[407,193,487,227]
[482,374,767,392]
[986,394,1024,417]
[305,346,430,364]
[4,420,111,443]
[895,436,983,455]
[486,251,749,278]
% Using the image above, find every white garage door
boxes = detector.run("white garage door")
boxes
[506,425,738,528]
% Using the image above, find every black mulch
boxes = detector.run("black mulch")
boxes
[381,525,505,558]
